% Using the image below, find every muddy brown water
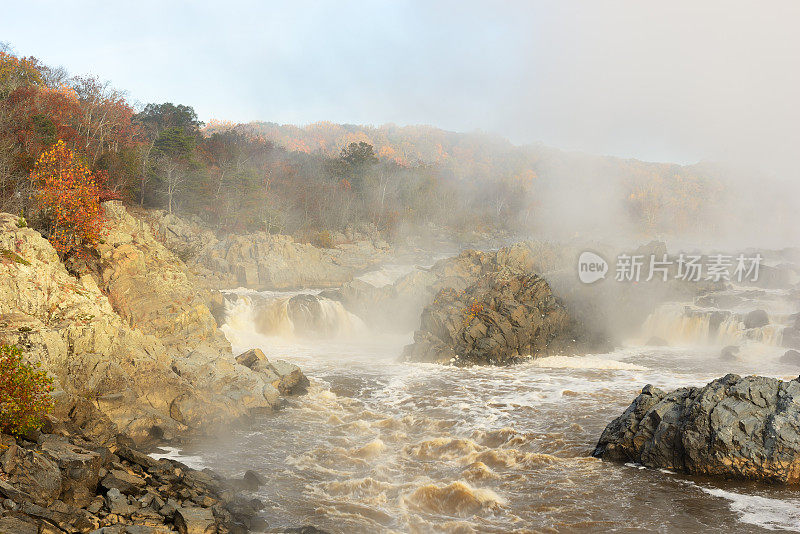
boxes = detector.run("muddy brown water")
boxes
[160,285,800,533]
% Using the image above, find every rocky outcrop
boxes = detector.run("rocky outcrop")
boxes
[402,270,576,365]
[148,211,391,290]
[94,202,224,352]
[0,211,306,444]
[325,242,570,333]
[0,415,272,533]
[593,374,800,484]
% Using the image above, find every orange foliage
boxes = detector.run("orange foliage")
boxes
[31,140,105,259]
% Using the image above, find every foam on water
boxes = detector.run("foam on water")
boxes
[196,285,800,532]
[699,486,800,531]
[530,354,648,371]
[149,447,206,470]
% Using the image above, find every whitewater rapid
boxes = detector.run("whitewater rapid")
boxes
[168,275,800,533]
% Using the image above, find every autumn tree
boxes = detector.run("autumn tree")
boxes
[0,344,53,435]
[30,140,105,259]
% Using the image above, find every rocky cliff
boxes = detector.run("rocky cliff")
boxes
[148,210,392,290]
[0,206,306,445]
[593,374,800,484]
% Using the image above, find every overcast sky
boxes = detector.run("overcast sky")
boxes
[2,1,798,172]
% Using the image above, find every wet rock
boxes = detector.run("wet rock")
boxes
[0,419,258,534]
[403,270,576,365]
[234,470,267,491]
[272,367,310,396]
[719,345,740,361]
[645,336,668,347]
[593,374,800,483]
[744,309,769,329]
[781,350,800,365]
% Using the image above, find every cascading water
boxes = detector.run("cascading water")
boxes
[222,292,367,344]
[175,276,800,533]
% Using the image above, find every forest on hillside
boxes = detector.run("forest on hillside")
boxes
[0,45,724,246]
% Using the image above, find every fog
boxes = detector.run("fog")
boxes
[3,1,798,246]
[3,1,797,167]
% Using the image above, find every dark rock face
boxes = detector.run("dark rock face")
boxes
[402,270,574,365]
[719,345,740,361]
[744,309,769,329]
[593,374,800,484]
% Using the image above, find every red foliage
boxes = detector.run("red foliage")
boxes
[31,140,105,259]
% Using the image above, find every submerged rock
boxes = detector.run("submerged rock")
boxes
[593,374,800,483]
[719,345,740,361]
[781,350,800,365]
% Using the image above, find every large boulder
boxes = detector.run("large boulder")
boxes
[402,270,575,365]
[593,374,800,483]
[325,242,570,333]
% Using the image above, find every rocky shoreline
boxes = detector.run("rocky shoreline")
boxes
[0,410,328,534]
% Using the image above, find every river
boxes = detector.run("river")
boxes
[161,264,800,533]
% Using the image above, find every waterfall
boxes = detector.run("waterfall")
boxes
[641,303,783,347]
[221,292,367,343]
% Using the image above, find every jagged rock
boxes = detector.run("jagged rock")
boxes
[0,421,259,533]
[270,364,310,396]
[0,516,37,534]
[174,507,215,534]
[403,270,576,365]
[744,309,769,329]
[0,208,308,443]
[325,245,564,333]
[235,348,266,369]
[0,439,62,506]
[101,469,147,496]
[39,436,103,508]
[105,487,137,515]
[148,209,390,291]
[593,374,800,483]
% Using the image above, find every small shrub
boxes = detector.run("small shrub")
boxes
[0,344,54,435]
[311,230,334,249]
